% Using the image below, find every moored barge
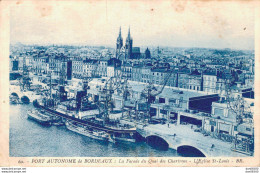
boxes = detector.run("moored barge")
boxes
[65,120,113,142]
[27,109,52,126]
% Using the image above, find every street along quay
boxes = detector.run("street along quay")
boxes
[136,123,246,157]
[9,77,254,157]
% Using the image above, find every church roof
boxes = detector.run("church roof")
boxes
[132,47,140,54]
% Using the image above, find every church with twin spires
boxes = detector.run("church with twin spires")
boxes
[115,27,142,60]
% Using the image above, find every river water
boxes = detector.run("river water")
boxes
[9,104,181,157]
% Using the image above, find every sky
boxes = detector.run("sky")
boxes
[10,1,255,50]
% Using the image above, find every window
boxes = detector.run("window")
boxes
[169,99,176,104]
[159,98,165,103]
[160,109,167,115]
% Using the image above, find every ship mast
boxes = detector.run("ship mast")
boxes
[122,79,129,118]
[104,77,113,124]
[49,70,52,99]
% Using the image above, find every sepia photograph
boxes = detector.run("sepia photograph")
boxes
[1,0,260,168]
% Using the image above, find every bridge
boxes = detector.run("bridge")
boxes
[9,85,41,103]
[136,124,246,157]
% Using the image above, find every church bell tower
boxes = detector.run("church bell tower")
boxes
[125,27,133,59]
[116,27,123,59]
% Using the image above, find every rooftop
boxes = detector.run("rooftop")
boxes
[128,81,208,100]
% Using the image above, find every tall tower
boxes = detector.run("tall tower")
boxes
[116,27,123,59]
[125,27,133,59]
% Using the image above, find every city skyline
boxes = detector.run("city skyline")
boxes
[10,1,255,50]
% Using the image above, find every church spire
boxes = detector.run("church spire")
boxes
[127,26,131,38]
[119,26,122,37]
[125,26,133,59]
[116,26,123,59]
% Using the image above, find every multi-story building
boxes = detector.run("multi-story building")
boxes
[203,71,218,93]
[121,63,132,79]
[215,70,233,96]
[166,69,178,87]
[48,54,72,84]
[32,55,49,75]
[83,59,98,78]
[140,66,152,83]
[106,58,121,78]
[151,68,168,85]
[97,58,109,77]
[131,65,143,82]
[72,57,83,79]
[49,55,62,77]
[187,70,203,91]
[177,69,190,89]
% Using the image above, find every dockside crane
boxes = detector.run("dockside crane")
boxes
[96,61,129,125]
[140,66,186,122]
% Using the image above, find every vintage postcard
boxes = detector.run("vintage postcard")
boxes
[0,0,259,168]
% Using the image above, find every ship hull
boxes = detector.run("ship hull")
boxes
[35,103,140,142]
[65,121,110,142]
[114,137,136,143]
[27,112,51,126]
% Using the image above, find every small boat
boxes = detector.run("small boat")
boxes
[27,109,52,126]
[65,121,113,142]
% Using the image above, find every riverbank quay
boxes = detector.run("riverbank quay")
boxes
[9,76,254,157]
[135,123,247,157]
